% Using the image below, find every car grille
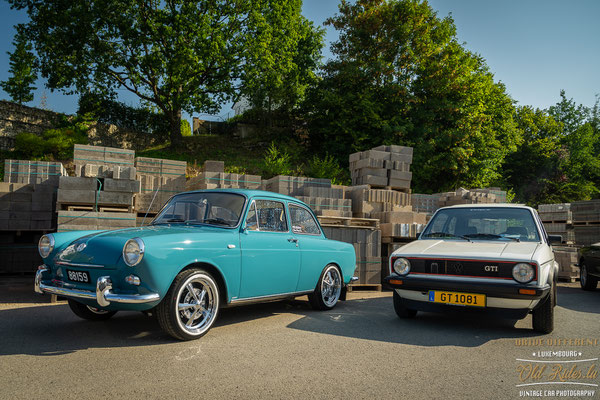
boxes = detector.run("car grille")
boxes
[398,258,532,280]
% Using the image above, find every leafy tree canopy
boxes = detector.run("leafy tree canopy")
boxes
[8,0,322,145]
[0,28,37,104]
[304,0,520,192]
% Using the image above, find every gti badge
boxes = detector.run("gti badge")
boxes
[76,243,86,252]
[484,265,498,272]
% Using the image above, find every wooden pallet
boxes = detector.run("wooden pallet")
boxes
[573,221,600,226]
[347,284,382,292]
[541,220,572,224]
[317,216,380,229]
[64,204,133,213]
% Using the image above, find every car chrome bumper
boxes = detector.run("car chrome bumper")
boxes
[34,266,160,307]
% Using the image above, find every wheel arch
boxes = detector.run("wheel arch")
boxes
[180,262,229,305]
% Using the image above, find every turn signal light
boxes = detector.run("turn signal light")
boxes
[519,289,536,295]
[389,279,403,285]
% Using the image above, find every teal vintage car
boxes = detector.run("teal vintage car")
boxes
[35,189,357,340]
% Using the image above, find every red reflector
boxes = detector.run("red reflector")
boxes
[389,279,403,285]
[519,289,536,295]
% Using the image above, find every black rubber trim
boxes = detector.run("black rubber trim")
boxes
[384,274,551,300]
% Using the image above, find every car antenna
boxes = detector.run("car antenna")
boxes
[141,186,161,227]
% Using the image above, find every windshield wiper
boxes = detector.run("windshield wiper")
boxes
[464,233,520,242]
[201,218,232,226]
[423,232,471,241]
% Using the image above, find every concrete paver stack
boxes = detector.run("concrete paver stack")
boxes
[186,160,262,191]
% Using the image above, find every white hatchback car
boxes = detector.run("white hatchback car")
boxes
[384,204,560,333]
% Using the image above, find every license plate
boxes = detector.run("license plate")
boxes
[428,290,486,307]
[66,269,90,283]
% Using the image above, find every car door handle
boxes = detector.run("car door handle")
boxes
[288,238,298,246]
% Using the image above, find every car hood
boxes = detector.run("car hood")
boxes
[53,224,237,267]
[394,239,541,262]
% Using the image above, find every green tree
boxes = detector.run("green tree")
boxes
[548,90,589,136]
[242,3,324,124]
[503,106,562,204]
[304,0,519,192]
[0,29,37,104]
[9,0,316,146]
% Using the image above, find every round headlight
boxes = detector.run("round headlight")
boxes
[512,263,535,283]
[123,238,144,267]
[38,234,54,258]
[393,258,411,276]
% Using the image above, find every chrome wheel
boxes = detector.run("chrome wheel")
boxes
[320,265,342,308]
[174,273,219,337]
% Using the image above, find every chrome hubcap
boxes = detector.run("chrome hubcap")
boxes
[321,266,341,307]
[176,275,218,336]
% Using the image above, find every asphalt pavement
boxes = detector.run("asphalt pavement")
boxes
[0,282,598,400]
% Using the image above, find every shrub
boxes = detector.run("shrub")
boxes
[181,119,192,136]
[262,142,292,177]
[307,154,347,185]
[14,115,89,160]
[225,165,248,174]
[14,132,45,158]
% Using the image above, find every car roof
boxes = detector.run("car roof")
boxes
[439,203,534,211]
[181,188,302,203]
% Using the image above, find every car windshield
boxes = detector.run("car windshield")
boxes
[152,192,246,227]
[421,207,541,242]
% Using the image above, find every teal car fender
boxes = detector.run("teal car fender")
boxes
[139,228,241,302]
[294,234,356,292]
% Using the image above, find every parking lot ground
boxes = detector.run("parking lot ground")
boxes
[0,282,598,400]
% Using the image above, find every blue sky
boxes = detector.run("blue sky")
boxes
[0,0,598,121]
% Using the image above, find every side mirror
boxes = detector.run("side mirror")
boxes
[548,235,562,245]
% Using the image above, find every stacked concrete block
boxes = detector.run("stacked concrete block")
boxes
[0,183,56,231]
[553,246,579,281]
[186,172,262,190]
[134,192,173,215]
[438,188,501,207]
[346,185,411,218]
[411,193,440,216]
[203,160,225,173]
[57,176,136,210]
[4,160,67,186]
[322,226,382,285]
[294,196,352,218]
[264,175,331,196]
[135,156,187,214]
[538,203,574,244]
[375,210,427,241]
[571,200,600,246]
[349,146,413,190]
[472,188,508,203]
[74,144,135,178]
[57,211,137,232]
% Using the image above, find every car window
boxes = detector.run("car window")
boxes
[254,200,288,232]
[289,204,320,235]
[153,192,245,227]
[422,207,541,242]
